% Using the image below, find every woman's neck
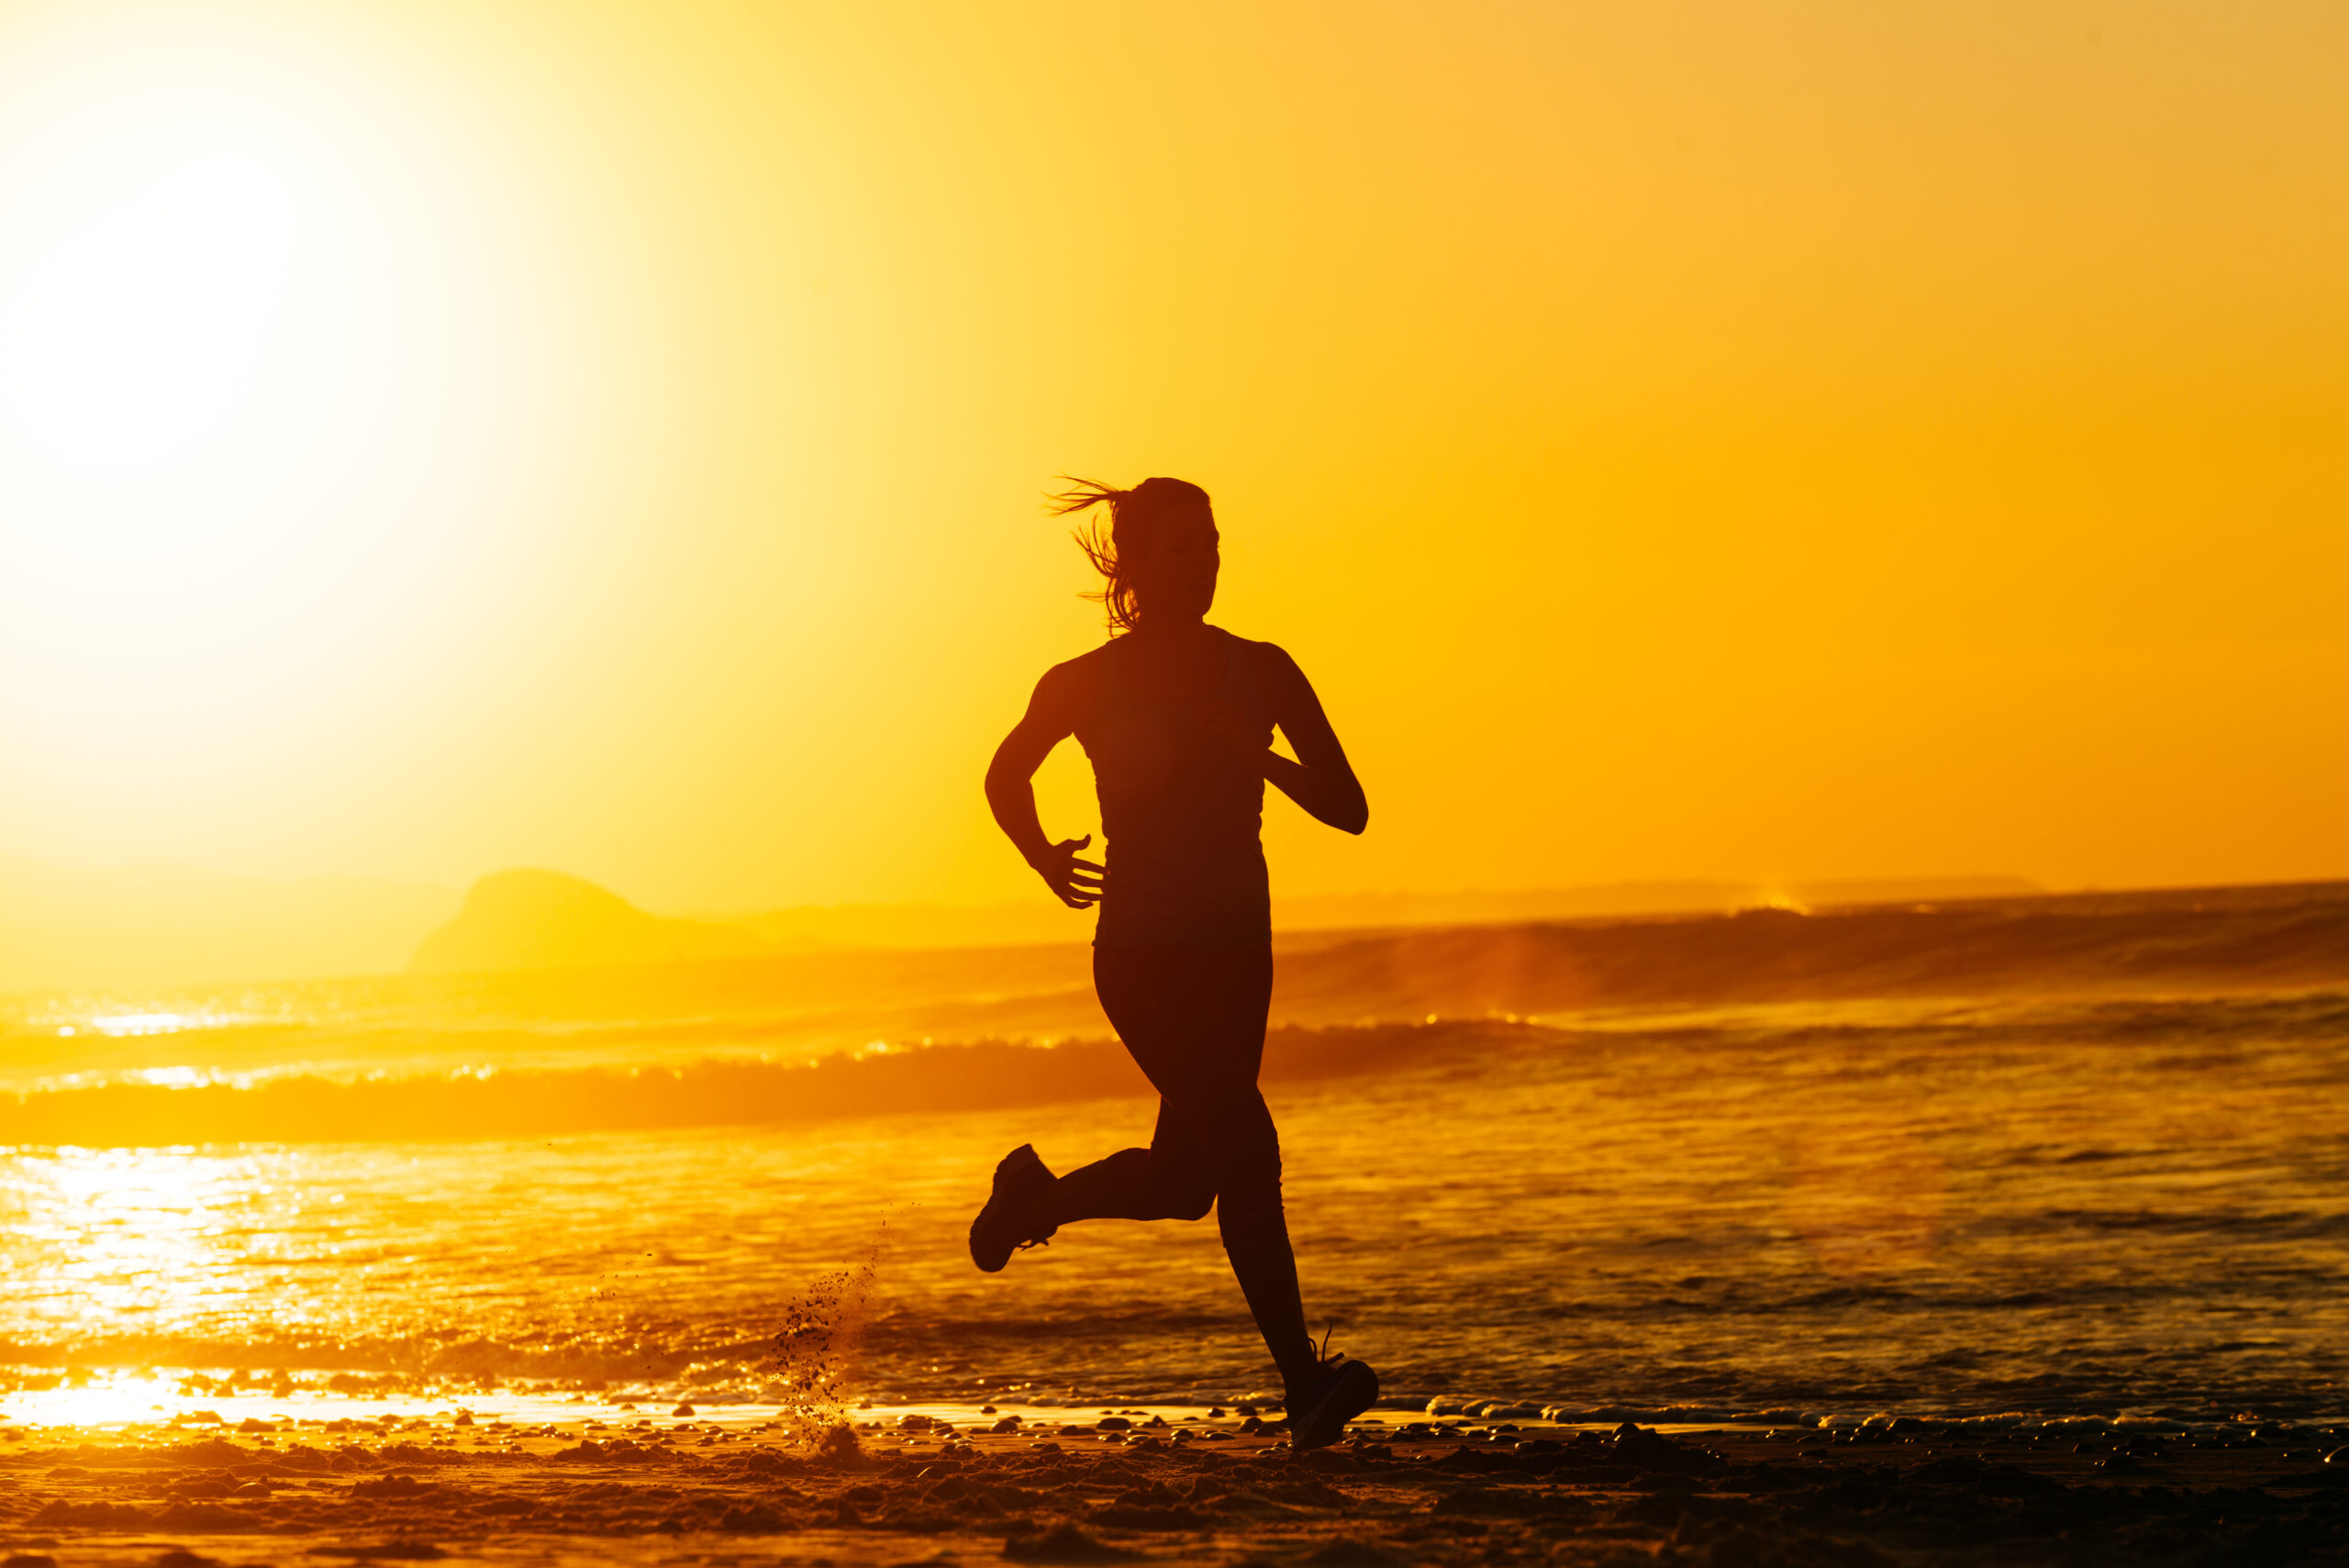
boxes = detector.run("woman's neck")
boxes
[1127,616,1210,643]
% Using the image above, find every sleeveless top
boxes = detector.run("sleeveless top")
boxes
[1074,628,1274,948]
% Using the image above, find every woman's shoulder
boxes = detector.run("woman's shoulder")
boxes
[1052,641,1118,682]
[1032,643,1114,709]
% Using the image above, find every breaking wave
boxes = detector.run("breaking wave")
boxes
[6,987,2346,1148]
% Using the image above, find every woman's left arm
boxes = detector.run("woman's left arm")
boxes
[1259,646,1368,835]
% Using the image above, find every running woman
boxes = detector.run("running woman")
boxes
[972,475,1379,1450]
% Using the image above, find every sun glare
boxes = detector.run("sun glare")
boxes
[7,146,314,472]
[0,10,608,828]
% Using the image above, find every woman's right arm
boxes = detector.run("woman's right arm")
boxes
[984,663,1104,909]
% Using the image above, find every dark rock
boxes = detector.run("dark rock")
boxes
[173,1439,255,1467]
[551,1438,669,1464]
[373,1443,462,1467]
[1610,1425,1726,1476]
[351,1476,434,1499]
[1432,1485,1546,1518]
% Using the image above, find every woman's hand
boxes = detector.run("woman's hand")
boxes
[1030,834,1106,909]
[986,662,1106,917]
[1260,646,1368,834]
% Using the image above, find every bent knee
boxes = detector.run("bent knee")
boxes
[1197,1086,1280,1155]
[1145,1153,1218,1222]
[1225,1116,1281,1183]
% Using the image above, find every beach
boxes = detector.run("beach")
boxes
[4,889,2347,1562]
[4,1399,2345,1566]
[9,0,2344,1553]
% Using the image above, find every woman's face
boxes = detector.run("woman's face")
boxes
[1130,509,1219,625]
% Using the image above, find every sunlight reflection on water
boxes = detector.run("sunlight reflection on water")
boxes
[1,995,2343,1418]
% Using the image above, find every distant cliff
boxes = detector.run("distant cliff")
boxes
[408,869,764,974]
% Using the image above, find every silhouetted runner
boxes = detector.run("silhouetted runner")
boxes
[974,476,1379,1451]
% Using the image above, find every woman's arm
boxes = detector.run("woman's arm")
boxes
[1259,647,1368,835]
[985,663,1105,908]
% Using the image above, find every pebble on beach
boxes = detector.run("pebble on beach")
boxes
[2,1405,2343,1566]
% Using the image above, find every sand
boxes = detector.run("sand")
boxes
[0,1406,2343,1567]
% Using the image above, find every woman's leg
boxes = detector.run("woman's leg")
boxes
[1075,945,1319,1398]
[1043,1096,1217,1224]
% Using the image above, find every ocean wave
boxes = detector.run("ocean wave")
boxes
[0,1018,1531,1148]
[1269,884,2349,1018]
[5,987,2347,1149]
[16,882,2349,1069]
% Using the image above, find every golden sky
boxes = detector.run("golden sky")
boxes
[2,0,2343,914]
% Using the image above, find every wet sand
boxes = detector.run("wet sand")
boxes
[3,1405,2343,1567]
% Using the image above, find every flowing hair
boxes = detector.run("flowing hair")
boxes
[1046,475,1212,634]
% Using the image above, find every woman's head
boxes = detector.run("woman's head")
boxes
[1049,475,1218,633]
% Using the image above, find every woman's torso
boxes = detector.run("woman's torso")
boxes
[1073,627,1273,949]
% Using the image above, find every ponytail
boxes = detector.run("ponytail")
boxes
[1046,475,1212,634]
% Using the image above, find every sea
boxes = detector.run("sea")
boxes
[2,882,2344,1432]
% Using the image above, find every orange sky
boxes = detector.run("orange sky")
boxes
[2,0,2344,916]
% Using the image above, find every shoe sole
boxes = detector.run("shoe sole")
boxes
[969,1144,1052,1273]
[1291,1360,1379,1451]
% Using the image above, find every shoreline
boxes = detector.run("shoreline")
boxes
[4,1399,2343,1566]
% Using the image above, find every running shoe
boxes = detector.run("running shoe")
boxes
[968,1143,1059,1273]
[1287,1355,1380,1451]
